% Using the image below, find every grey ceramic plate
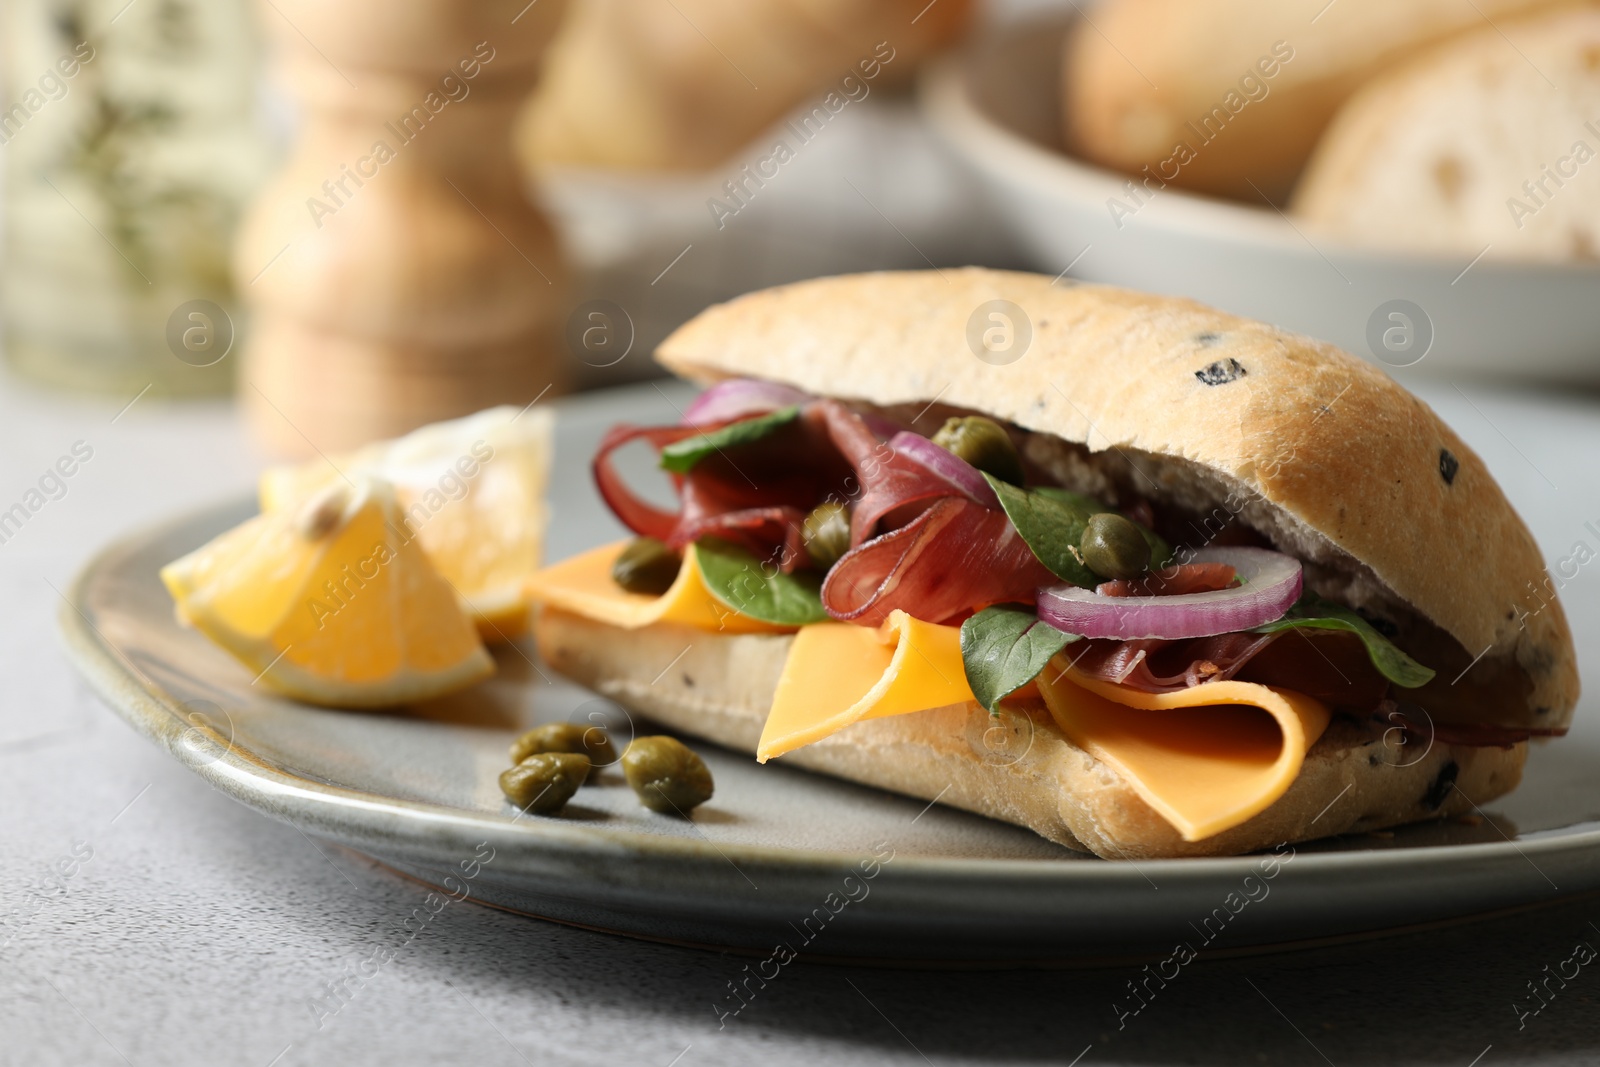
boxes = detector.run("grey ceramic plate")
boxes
[62,385,1600,962]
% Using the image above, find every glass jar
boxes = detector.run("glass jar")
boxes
[3,0,273,396]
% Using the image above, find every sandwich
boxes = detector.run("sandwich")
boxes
[527,269,1577,859]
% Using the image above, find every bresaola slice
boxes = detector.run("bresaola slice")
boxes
[1096,562,1237,597]
[821,497,1054,626]
[592,422,693,541]
[593,400,979,573]
[1379,702,1566,747]
[1068,629,1390,708]
[812,401,988,545]
[593,418,833,569]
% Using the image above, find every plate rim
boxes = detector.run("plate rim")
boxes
[61,488,1600,888]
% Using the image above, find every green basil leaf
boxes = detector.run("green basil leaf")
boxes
[659,406,800,474]
[1032,486,1104,516]
[1249,596,1436,688]
[1034,487,1173,567]
[984,475,1100,587]
[985,476,1172,583]
[692,538,828,625]
[1143,531,1174,569]
[960,604,1080,712]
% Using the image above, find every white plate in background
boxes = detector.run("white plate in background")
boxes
[920,12,1600,382]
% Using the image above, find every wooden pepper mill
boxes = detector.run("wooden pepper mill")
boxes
[235,0,570,455]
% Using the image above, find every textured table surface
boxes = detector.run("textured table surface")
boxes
[4,368,1600,1067]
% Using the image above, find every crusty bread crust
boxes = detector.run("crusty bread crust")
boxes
[535,609,1527,859]
[1061,0,1569,199]
[1293,4,1600,261]
[655,269,1578,731]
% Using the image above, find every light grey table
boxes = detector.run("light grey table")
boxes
[5,368,1600,1067]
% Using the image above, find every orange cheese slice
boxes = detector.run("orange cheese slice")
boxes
[525,541,791,635]
[759,615,1330,842]
[1039,669,1332,842]
[758,611,976,761]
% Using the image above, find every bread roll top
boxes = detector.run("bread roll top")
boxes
[1293,3,1600,261]
[1061,0,1569,199]
[656,268,1578,729]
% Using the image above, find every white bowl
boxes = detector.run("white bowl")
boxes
[920,12,1600,381]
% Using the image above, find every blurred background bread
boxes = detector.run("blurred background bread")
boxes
[521,0,972,172]
[1293,3,1600,261]
[1062,0,1572,201]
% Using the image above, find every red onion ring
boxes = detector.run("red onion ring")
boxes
[681,379,811,426]
[860,411,906,441]
[888,432,1000,510]
[1036,546,1302,640]
[822,496,1051,626]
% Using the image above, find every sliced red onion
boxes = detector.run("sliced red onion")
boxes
[889,432,1000,509]
[682,379,811,426]
[1037,546,1302,641]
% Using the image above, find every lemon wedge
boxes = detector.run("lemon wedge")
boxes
[258,406,552,640]
[162,476,494,707]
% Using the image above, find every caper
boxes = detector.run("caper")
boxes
[801,501,851,568]
[1080,512,1152,580]
[621,736,714,814]
[498,752,590,813]
[508,721,616,779]
[612,537,681,595]
[931,416,1025,485]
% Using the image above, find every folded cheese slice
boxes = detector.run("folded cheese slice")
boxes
[1039,670,1332,842]
[759,612,976,760]
[761,613,1331,842]
[525,541,790,635]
